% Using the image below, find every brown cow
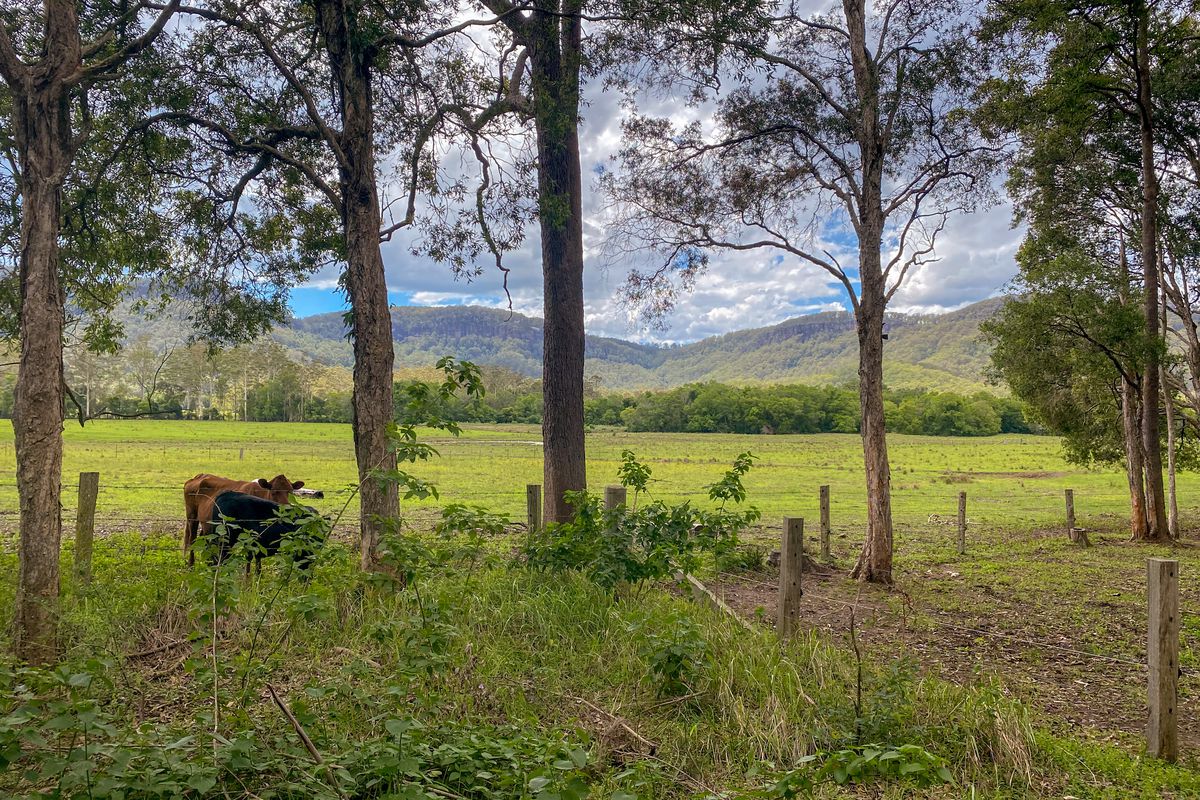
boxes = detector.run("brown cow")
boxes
[183,474,304,565]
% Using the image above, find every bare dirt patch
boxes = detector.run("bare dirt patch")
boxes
[706,562,1200,751]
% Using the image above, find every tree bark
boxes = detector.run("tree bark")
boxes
[6,2,79,664]
[314,1,399,568]
[1161,289,1178,538]
[529,5,587,524]
[851,282,894,585]
[1134,4,1168,541]
[845,0,893,584]
[1122,378,1150,540]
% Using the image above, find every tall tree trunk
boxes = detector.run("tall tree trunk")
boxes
[845,0,893,584]
[1135,5,1167,541]
[316,1,399,569]
[851,279,894,584]
[1122,378,1150,539]
[1161,288,1178,538]
[8,17,77,663]
[530,6,586,524]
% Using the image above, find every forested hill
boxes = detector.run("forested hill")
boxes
[272,298,1002,392]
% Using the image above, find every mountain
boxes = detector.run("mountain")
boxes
[269,298,1004,392]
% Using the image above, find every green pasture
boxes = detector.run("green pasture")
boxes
[0,419,1183,536]
[4,420,1200,797]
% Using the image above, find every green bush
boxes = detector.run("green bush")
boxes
[523,452,761,590]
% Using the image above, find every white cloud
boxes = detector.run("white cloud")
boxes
[300,23,1021,345]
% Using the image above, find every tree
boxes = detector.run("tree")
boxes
[459,0,588,524]
[983,248,1160,530]
[157,0,513,567]
[982,0,1200,539]
[0,0,183,663]
[605,0,995,583]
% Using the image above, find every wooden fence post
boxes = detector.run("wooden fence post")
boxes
[819,485,831,560]
[604,485,627,510]
[1065,489,1089,546]
[239,447,244,461]
[957,491,967,555]
[1147,558,1179,762]
[75,472,100,584]
[526,484,542,536]
[778,517,804,638]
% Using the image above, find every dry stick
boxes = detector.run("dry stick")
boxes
[266,683,348,799]
[125,638,189,659]
[569,693,658,753]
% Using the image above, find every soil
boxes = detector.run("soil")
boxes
[705,559,1200,751]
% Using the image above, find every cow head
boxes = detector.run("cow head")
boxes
[255,474,304,504]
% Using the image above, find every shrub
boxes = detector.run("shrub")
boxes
[523,452,761,590]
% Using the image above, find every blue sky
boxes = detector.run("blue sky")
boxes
[285,42,1022,345]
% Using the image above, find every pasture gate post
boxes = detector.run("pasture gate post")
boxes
[74,472,100,584]
[819,485,831,559]
[778,517,804,638]
[526,484,542,538]
[604,485,627,510]
[957,491,967,555]
[1147,558,1179,762]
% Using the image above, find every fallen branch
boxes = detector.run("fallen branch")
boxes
[674,571,759,634]
[266,683,347,799]
[125,638,190,659]
[568,693,658,754]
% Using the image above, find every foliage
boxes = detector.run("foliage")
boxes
[739,743,953,798]
[377,357,485,502]
[628,611,709,698]
[714,543,768,574]
[0,658,602,800]
[523,452,760,590]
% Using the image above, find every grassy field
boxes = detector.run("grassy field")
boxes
[3,420,1200,798]
[0,419,1184,530]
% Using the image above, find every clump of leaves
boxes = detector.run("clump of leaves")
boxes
[376,356,484,501]
[523,452,760,590]
[434,504,510,584]
[629,612,710,698]
[742,744,953,798]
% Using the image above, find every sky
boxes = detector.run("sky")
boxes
[289,47,1025,345]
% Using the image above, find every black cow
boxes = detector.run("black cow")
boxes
[206,492,326,574]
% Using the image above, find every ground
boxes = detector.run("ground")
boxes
[2,420,1199,798]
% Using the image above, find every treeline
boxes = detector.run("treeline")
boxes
[1,342,1030,436]
[404,380,1032,437]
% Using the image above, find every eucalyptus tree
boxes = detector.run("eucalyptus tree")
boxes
[0,0,186,663]
[428,0,702,524]
[155,0,518,568]
[455,1,589,524]
[983,0,1200,540]
[605,0,996,584]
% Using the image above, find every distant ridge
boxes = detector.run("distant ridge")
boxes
[270,297,1004,392]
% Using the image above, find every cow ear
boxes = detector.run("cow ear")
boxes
[291,480,305,490]
[256,478,271,488]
